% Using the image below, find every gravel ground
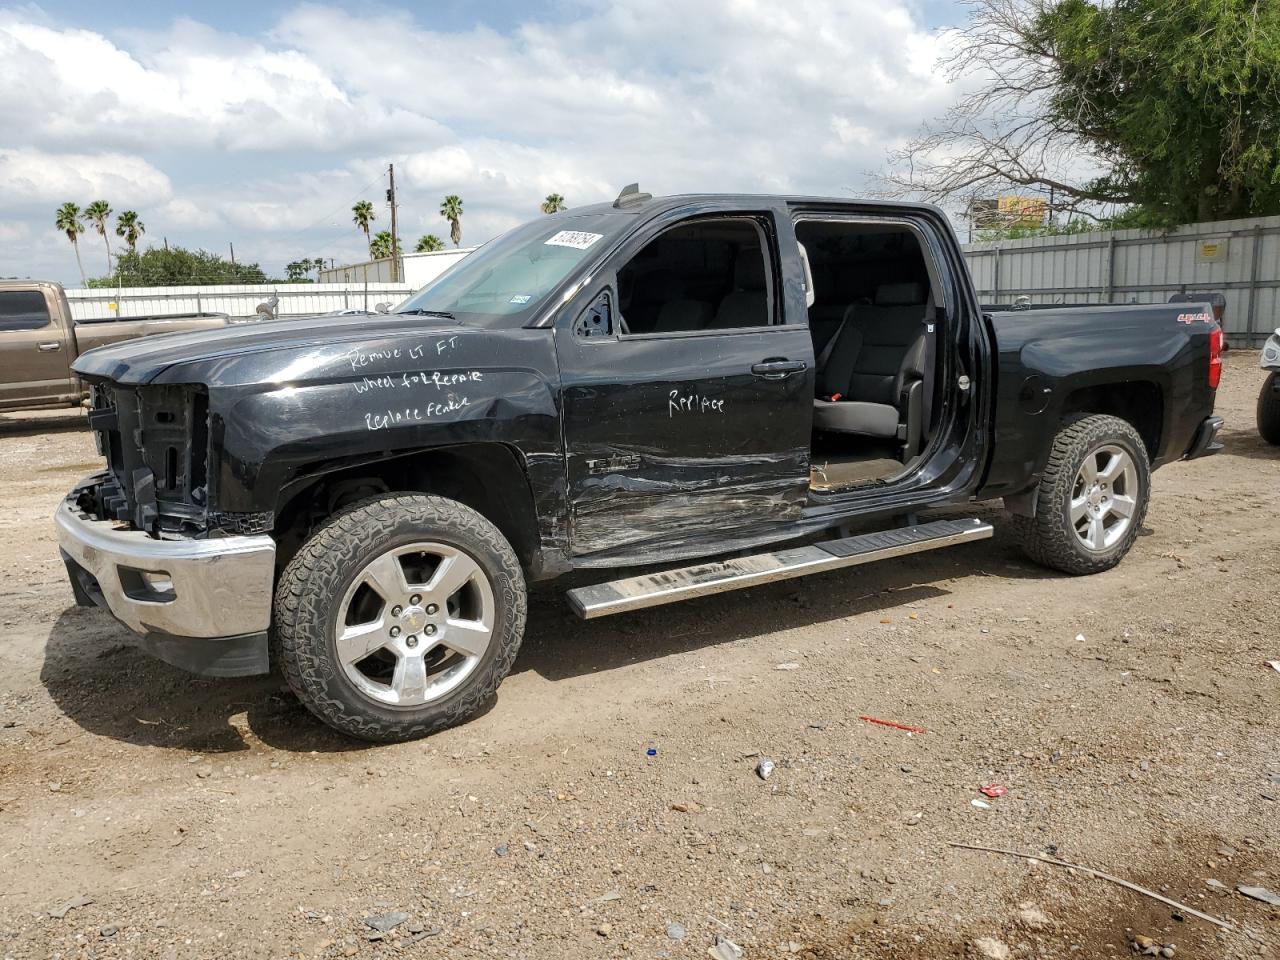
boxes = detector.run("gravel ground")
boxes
[0,352,1277,960]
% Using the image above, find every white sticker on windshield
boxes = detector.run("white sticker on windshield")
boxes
[509,294,532,304]
[544,230,603,250]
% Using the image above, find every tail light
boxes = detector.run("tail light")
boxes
[1209,326,1224,389]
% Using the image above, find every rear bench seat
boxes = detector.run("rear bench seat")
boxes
[813,282,932,453]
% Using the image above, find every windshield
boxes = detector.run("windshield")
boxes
[395,213,628,328]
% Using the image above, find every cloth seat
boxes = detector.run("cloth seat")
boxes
[812,282,932,448]
[812,399,900,437]
[709,251,768,328]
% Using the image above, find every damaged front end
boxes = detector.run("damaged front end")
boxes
[57,379,277,677]
[78,380,270,539]
[57,379,278,677]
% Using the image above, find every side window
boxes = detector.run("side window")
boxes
[616,217,772,335]
[0,291,52,332]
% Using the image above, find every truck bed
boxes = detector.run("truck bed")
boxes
[73,313,230,352]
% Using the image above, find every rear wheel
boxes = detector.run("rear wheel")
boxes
[274,494,526,742]
[1012,414,1150,575]
[1257,372,1280,445]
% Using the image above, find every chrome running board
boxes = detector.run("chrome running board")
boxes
[566,517,992,619]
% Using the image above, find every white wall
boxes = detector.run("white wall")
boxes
[318,248,474,287]
[65,282,418,321]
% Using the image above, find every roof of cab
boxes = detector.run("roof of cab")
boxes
[0,279,64,290]
[551,191,947,221]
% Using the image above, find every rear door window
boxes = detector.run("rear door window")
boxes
[0,291,52,331]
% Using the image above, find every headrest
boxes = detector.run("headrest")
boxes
[734,250,766,291]
[875,282,926,306]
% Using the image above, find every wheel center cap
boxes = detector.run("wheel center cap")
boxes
[402,606,428,632]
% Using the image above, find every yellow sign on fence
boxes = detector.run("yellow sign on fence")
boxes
[1196,238,1229,263]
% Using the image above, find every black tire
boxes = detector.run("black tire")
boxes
[1257,372,1280,445]
[1010,414,1151,576]
[274,494,526,742]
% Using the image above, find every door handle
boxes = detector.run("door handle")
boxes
[751,358,807,380]
[37,341,62,352]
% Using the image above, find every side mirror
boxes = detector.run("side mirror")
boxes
[374,302,390,314]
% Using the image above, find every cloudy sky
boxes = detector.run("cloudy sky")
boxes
[1,0,971,285]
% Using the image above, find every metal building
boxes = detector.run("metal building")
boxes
[318,248,475,286]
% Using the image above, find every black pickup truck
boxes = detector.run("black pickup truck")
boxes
[57,188,1225,741]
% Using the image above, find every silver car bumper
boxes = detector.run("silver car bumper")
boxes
[55,481,276,676]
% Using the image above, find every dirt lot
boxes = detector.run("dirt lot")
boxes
[0,353,1276,960]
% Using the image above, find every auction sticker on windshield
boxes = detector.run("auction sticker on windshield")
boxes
[544,230,603,250]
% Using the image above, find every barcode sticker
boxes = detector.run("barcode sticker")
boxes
[544,230,603,250]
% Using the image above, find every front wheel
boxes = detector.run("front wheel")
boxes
[274,494,527,742]
[1011,414,1151,575]
[1257,372,1280,445]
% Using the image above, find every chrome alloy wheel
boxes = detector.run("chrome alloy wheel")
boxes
[1070,443,1139,552]
[335,542,495,708]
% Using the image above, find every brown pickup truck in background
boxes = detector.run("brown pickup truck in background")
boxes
[0,280,230,412]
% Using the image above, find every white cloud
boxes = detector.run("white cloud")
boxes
[0,148,172,209]
[0,12,445,151]
[0,1,972,283]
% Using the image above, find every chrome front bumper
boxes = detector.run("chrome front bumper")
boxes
[55,480,276,676]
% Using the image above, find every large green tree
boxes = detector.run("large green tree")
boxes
[88,246,269,287]
[439,195,463,246]
[55,202,87,286]
[540,193,567,214]
[415,234,445,252]
[883,0,1280,225]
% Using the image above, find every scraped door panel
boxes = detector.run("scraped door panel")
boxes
[558,325,813,560]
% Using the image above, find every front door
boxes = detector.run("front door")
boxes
[555,211,814,560]
[0,288,73,408]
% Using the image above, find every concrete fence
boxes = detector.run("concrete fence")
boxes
[65,282,419,322]
[962,214,1280,346]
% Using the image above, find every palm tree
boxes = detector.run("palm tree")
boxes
[439,195,463,247]
[83,200,113,273]
[352,200,376,257]
[114,210,145,253]
[370,230,396,260]
[415,234,445,253]
[540,193,567,214]
[55,202,87,286]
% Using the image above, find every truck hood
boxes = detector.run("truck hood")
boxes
[73,312,466,385]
